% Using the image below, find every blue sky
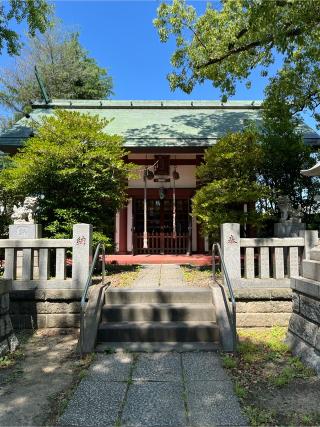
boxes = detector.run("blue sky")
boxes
[0,0,316,129]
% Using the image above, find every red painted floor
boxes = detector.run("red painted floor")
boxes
[106,254,212,266]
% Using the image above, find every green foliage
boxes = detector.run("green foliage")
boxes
[244,406,275,426]
[0,23,113,114]
[154,0,320,126]
[192,129,269,235]
[234,381,247,399]
[0,110,131,242]
[259,101,320,218]
[0,0,51,56]
[269,357,314,387]
[221,354,237,369]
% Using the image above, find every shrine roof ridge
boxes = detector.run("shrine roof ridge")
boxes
[31,99,263,110]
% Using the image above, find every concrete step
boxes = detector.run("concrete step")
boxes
[310,247,320,261]
[302,259,320,281]
[95,342,220,352]
[101,303,216,322]
[105,288,212,304]
[97,321,219,343]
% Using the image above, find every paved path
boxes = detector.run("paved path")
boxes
[132,264,185,288]
[59,351,247,426]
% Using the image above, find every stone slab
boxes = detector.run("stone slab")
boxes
[132,352,182,381]
[122,381,187,427]
[59,377,126,426]
[89,353,133,381]
[182,352,228,381]
[236,301,292,313]
[237,312,291,327]
[299,294,320,324]
[187,380,248,426]
[288,313,318,346]
[96,342,220,353]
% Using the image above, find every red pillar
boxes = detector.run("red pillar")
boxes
[118,206,127,254]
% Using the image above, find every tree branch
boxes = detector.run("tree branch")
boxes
[195,25,309,70]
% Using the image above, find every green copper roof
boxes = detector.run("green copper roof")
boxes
[0,99,319,150]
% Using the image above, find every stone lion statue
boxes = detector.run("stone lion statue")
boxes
[277,195,302,224]
[11,197,38,224]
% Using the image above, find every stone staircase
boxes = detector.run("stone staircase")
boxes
[97,288,219,347]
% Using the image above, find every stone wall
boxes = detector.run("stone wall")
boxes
[235,288,292,327]
[0,279,18,355]
[9,289,82,330]
[286,278,320,373]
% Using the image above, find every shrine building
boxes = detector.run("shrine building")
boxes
[0,100,319,255]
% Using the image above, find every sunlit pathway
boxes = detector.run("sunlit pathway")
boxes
[131,264,185,288]
[59,351,247,427]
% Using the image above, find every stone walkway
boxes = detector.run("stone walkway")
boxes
[131,264,185,288]
[59,352,247,427]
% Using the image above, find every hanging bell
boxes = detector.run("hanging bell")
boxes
[172,169,180,180]
[147,169,154,180]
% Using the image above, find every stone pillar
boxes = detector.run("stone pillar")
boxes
[72,224,92,289]
[221,223,241,280]
[5,224,42,280]
[300,229,318,260]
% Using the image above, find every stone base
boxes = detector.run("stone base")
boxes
[0,279,19,356]
[232,288,292,327]
[274,223,305,237]
[287,279,320,373]
[286,331,320,374]
[10,288,82,329]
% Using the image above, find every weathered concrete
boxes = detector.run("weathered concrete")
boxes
[0,279,18,356]
[59,352,247,427]
[10,288,83,329]
[72,223,93,289]
[221,223,241,280]
[287,275,320,374]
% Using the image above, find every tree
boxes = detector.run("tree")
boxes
[192,129,268,236]
[0,24,113,114]
[154,0,320,125]
[0,0,51,56]
[0,110,131,246]
[259,101,320,217]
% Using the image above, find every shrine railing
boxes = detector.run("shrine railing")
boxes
[0,224,92,290]
[221,223,318,283]
[133,232,189,254]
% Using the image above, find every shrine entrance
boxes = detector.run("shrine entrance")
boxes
[132,198,191,254]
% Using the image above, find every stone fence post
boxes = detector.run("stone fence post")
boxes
[220,223,241,280]
[299,229,318,260]
[72,224,93,289]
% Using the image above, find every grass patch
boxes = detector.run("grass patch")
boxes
[221,354,237,369]
[103,264,142,288]
[244,405,275,426]
[181,265,212,287]
[220,327,318,426]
